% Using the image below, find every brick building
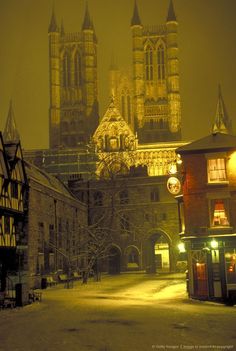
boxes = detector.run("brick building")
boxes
[177,131,236,303]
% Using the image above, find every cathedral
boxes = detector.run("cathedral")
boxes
[2,0,234,281]
[48,0,181,150]
[48,3,99,149]
[111,0,181,143]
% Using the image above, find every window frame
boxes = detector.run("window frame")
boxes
[207,155,228,184]
[209,198,230,228]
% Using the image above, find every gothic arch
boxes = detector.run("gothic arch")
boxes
[124,245,140,270]
[107,244,122,274]
[146,228,172,273]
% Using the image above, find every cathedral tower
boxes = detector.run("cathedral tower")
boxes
[48,4,99,149]
[131,0,181,143]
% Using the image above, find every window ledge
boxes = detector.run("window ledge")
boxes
[208,226,233,233]
[207,181,229,186]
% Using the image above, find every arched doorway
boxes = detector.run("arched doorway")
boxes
[108,245,121,274]
[146,231,171,273]
[125,246,140,271]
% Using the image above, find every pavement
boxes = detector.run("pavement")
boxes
[0,273,235,351]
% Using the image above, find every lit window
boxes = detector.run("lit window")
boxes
[211,199,229,227]
[208,158,227,183]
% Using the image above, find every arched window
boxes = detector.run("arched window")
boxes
[62,52,71,87]
[145,46,153,81]
[157,44,165,80]
[74,52,82,87]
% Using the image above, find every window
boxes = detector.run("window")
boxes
[74,52,82,87]
[11,182,18,199]
[208,158,227,183]
[4,216,10,234]
[94,191,103,206]
[145,46,153,81]
[120,189,129,205]
[38,222,44,252]
[62,52,71,87]
[225,251,236,284]
[49,224,54,244]
[211,199,229,227]
[120,214,130,231]
[151,188,159,202]
[157,44,165,80]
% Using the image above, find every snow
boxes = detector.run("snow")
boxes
[0,273,235,351]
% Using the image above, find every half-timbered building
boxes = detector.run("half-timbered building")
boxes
[0,132,27,293]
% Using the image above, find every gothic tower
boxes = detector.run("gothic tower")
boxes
[109,58,134,131]
[48,4,99,149]
[131,0,181,143]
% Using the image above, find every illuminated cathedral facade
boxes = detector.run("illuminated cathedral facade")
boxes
[110,0,181,143]
[48,4,99,149]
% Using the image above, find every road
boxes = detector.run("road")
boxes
[0,273,235,351]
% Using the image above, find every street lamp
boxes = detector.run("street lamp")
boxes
[210,239,218,249]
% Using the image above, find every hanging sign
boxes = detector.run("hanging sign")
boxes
[167,176,181,195]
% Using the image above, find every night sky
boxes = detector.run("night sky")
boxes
[0,0,236,149]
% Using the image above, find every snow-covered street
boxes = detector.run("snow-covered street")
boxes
[0,273,235,351]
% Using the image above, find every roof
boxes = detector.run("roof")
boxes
[24,161,78,200]
[48,7,59,32]
[166,0,177,22]
[3,101,20,143]
[212,86,232,134]
[131,0,141,26]
[82,2,93,30]
[177,132,236,155]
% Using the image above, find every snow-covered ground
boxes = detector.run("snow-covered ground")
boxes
[0,273,235,351]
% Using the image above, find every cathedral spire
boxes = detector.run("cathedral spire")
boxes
[48,5,59,32]
[82,2,93,30]
[166,0,177,22]
[212,85,232,135]
[131,0,141,26]
[3,100,20,143]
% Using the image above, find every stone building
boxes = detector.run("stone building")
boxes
[69,167,181,274]
[48,3,99,149]
[68,100,184,274]
[24,161,87,289]
[1,102,88,297]
[110,0,181,143]
[177,91,236,303]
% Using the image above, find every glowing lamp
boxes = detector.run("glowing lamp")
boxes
[178,242,186,253]
[176,154,182,165]
[210,239,218,249]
